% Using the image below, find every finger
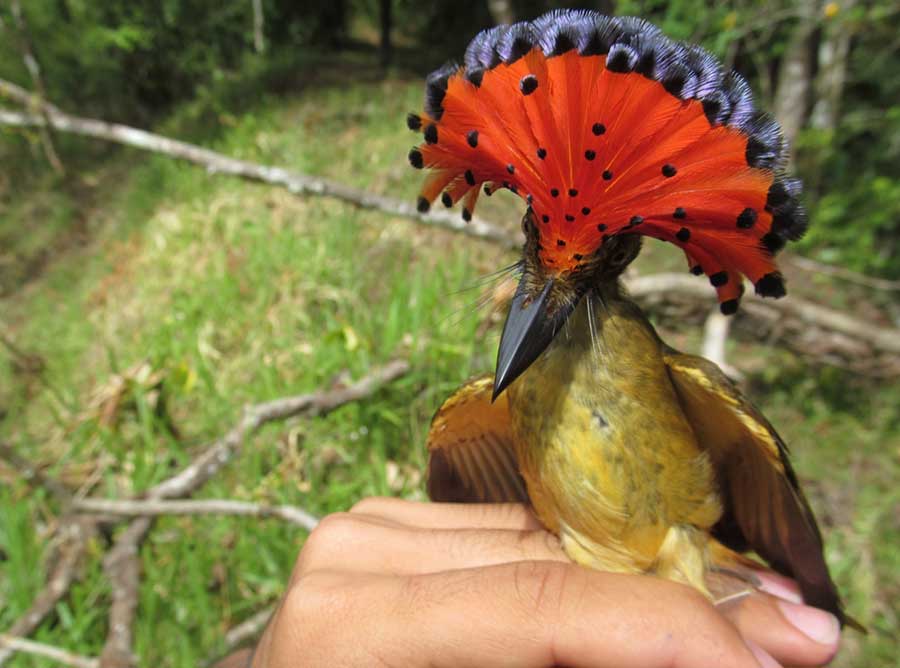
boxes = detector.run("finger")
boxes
[382,562,767,668]
[298,512,567,577]
[754,570,804,604]
[349,497,543,530]
[720,591,840,667]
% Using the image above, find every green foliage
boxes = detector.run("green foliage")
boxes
[1,3,899,666]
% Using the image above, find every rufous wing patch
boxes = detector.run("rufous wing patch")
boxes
[426,374,528,504]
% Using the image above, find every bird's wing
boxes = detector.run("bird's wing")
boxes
[663,349,861,629]
[426,374,529,504]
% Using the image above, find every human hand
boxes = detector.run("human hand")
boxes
[251,499,840,667]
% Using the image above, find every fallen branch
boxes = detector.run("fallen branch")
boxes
[96,359,409,668]
[75,498,319,532]
[205,605,276,668]
[0,442,97,668]
[0,100,516,249]
[0,635,98,668]
[625,273,900,357]
[0,440,71,503]
[787,254,900,292]
[5,1,64,173]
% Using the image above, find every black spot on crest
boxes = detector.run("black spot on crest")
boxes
[602,170,613,180]
[662,164,677,177]
[568,188,578,197]
[676,227,691,242]
[755,272,786,298]
[592,123,606,136]
[507,164,515,174]
[736,207,757,229]
[565,214,575,222]
[408,148,424,169]
[441,192,452,208]
[462,207,472,222]
[673,207,686,219]
[710,271,729,287]
[467,68,485,87]
[464,169,475,186]
[542,214,550,223]
[582,207,591,215]
[520,74,539,95]
[573,253,583,261]
[585,150,596,161]
[761,232,786,254]
[406,113,422,131]
[416,196,430,213]
[557,239,566,247]
[629,215,644,226]
[551,188,560,197]
[424,124,438,144]
[466,130,479,147]
[720,299,739,315]
[597,223,607,231]
[537,147,547,159]
[690,265,704,276]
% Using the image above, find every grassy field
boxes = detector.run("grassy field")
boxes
[1,59,897,667]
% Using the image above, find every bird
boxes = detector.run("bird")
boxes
[407,10,863,630]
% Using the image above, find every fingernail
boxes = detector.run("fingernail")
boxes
[777,599,841,645]
[746,640,781,668]
[756,573,803,604]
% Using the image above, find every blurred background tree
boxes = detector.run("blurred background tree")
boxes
[1,0,897,278]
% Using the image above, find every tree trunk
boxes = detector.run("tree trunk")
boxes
[772,0,818,150]
[486,0,514,26]
[379,0,392,68]
[810,0,855,131]
[7,0,65,174]
[251,0,265,53]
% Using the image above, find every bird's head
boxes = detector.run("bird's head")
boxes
[407,11,806,398]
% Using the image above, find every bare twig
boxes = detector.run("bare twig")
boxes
[148,358,409,499]
[0,440,71,503]
[0,442,97,668]
[221,606,275,652]
[96,360,409,668]
[625,273,900,357]
[99,518,149,668]
[0,635,98,668]
[787,255,900,292]
[0,519,96,667]
[204,605,276,668]
[0,101,516,249]
[75,498,319,532]
[5,1,64,173]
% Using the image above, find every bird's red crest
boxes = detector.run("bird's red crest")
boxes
[407,12,807,312]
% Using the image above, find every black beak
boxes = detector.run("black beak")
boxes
[492,277,578,400]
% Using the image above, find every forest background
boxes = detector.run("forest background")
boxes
[0,1,897,667]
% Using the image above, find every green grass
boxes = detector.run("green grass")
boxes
[1,65,897,667]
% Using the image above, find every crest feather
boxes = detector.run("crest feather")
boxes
[407,10,807,310]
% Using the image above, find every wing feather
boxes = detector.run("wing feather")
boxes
[426,374,529,504]
[663,349,862,630]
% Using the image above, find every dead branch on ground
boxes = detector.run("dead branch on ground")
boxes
[626,273,900,376]
[75,498,319,531]
[0,90,516,248]
[0,635,98,668]
[97,359,408,668]
[0,361,408,668]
